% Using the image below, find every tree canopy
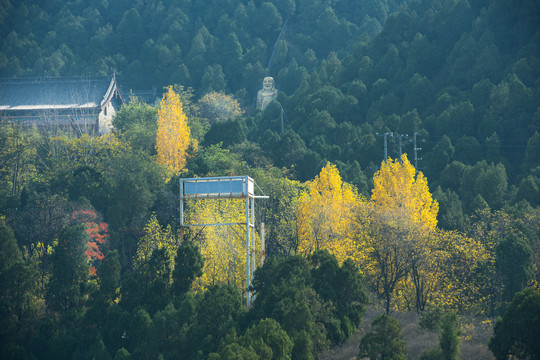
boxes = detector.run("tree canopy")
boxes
[1,0,540,358]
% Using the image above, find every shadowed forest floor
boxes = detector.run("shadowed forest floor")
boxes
[321,301,495,360]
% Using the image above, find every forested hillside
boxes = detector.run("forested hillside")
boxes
[1,0,540,359]
[0,0,405,92]
[3,0,539,217]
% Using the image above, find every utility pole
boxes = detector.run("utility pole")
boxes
[377,132,393,162]
[396,134,408,158]
[413,132,423,169]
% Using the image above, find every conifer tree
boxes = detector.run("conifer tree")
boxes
[46,225,89,312]
[358,314,407,360]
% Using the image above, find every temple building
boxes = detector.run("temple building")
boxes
[0,74,125,134]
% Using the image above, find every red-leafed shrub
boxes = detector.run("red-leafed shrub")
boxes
[71,209,109,277]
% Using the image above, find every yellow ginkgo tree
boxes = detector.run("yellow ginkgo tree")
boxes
[370,154,439,230]
[364,154,487,313]
[185,198,261,293]
[156,86,194,175]
[294,155,487,313]
[361,154,438,312]
[296,162,363,263]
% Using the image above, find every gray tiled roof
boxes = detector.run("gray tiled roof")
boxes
[0,76,116,111]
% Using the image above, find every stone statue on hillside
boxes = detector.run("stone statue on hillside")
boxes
[257,76,278,109]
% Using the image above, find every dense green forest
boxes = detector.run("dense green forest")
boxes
[1,0,540,359]
[2,0,539,216]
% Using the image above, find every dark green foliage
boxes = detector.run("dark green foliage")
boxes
[0,225,21,271]
[454,136,482,165]
[439,161,466,193]
[121,247,172,315]
[29,316,81,360]
[426,136,454,179]
[189,285,245,357]
[439,312,460,360]
[211,342,259,360]
[185,143,244,177]
[419,306,444,332]
[0,260,40,339]
[67,166,107,209]
[419,311,461,360]
[459,161,508,212]
[113,99,158,154]
[114,348,132,360]
[516,175,540,205]
[101,305,130,354]
[128,308,153,358]
[99,250,121,301]
[172,240,204,297]
[489,287,540,360]
[204,119,246,148]
[106,173,155,231]
[0,225,40,351]
[524,132,540,171]
[495,233,534,302]
[6,193,72,250]
[251,252,367,357]
[240,318,293,360]
[309,250,367,327]
[433,187,465,230]
[249,168,301,256]
[251,255,312,318]
[470,194,490,214]
[358,314,407,360]
[88,339,113,360]
[46,225,88,312]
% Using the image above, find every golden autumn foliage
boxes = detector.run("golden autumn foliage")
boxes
[296,162,362,263]
[156,87,193,174]
[387,227,489,313]
[427,229,490,311]
[371,154,439,230]
[295,158,490,313]
[185,198,260,293]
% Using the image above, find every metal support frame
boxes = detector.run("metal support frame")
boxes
[179,176,268,307]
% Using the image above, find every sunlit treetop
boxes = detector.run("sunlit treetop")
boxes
[371,154,439,230]
[297,162,363,262]
[156,86,193,175]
